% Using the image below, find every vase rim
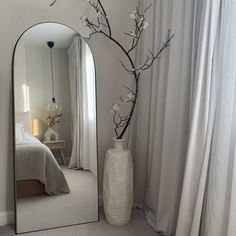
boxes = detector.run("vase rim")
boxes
[112,138,127,142]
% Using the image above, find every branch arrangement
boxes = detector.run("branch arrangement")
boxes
[50,0,174,139]
[43,110,63,128]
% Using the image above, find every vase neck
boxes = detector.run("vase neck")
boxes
[113,138,127,150]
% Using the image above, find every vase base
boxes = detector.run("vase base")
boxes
[105,215,131,226]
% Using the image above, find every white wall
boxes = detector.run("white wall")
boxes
[0,0,138,219]
[24,45,72,156]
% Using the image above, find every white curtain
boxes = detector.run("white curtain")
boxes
[67,36,97,176]
[131,0,196,234]
[135,0,236,235]
[176,0,236,235]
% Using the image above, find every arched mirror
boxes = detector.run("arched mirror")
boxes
[12,22,98,234]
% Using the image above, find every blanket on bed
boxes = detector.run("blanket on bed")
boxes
[16,133,70,195]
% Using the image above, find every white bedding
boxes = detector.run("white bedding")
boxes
[16,133,70,195]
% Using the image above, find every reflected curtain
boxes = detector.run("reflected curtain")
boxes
[67,36,97,176]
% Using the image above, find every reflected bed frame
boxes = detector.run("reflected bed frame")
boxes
[17,180,46,198]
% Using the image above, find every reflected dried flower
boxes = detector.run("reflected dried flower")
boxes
[42,110,63,128]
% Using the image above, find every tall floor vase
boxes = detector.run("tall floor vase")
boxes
[103,138,133,226]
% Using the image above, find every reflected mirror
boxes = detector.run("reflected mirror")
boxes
[13,22,98,234]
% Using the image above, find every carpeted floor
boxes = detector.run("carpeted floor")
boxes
[16,168,98,233]
[0,209,159,236]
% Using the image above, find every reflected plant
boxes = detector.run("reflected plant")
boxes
[50,0,174,139]
[42,110,63,128]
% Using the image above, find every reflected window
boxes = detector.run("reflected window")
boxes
[22,84,30,112]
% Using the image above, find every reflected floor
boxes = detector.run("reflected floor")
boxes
[16,167,98,233]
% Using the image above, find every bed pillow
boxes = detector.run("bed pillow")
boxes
[15,112,32,134]
[23,131,39,142]
[15,122,24,141]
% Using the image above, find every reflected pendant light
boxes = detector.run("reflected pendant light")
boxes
[47,41,59,115]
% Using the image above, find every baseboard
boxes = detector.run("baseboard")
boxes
[0,211,14,226]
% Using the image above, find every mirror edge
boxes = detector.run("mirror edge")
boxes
[11,21,100,234]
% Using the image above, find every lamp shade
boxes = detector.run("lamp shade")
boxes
[47,101,59,116]
[31,119,39,137]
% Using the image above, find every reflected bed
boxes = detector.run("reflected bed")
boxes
[16,132,70,198]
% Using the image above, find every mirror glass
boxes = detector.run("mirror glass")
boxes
[13,22,98,234]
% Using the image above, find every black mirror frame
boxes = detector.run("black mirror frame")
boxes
[12,21,100,234]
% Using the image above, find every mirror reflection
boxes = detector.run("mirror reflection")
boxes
[13,22,98,234]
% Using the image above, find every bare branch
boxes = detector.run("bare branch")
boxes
[126,5,148,53]
[124,32,138,38]
[141,32,174,71]
[123,85,135,95]
[120,96,133,104]
[144,4,152,13]
[138,55,151,70]
[119,60,135,74]
[97,0,112,36]
[128,28,143,53]
[50,0,57,6]
[82,1,174,139]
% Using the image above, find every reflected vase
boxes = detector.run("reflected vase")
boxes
[103,138,133,226]
[44,127,59,141]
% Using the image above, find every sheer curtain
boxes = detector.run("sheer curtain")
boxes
[134,0,236,235]
[67,36,97,176]
[175,0,221,234]
[177,0,236,235]
[131,0,195,234]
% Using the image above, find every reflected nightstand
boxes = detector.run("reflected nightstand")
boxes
[43,140,66,165]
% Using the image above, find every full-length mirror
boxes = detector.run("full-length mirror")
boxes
[13,22,98,234]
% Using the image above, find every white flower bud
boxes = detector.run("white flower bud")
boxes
[130,10,137,19]
[127,93,135,100]
[143,22,149,29]
[112,104,120,111]
[81,16,87,22]
[129,31,136,37]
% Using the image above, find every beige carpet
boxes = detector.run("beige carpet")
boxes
[16,168,98,233]
[0,209,159,236]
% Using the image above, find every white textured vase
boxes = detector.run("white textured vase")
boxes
[103,138,133,226]
[44,127,59,141]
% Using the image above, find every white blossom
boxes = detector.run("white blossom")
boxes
[138,20,142,27]
[121,99,128,104]
[127,93,134,100]
[81,16,88,22]
[97,11,101,17]
[129,31,136,37]
[112,104,120,111]
[143,22,149,30]
[130,10,137,19]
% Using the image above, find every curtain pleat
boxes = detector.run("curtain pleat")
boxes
[131,0,195,234]
[134,0,236,235]
[67,37,97,176]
